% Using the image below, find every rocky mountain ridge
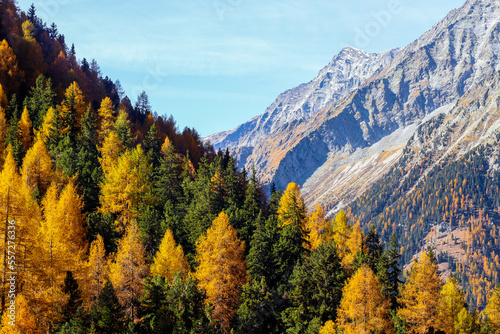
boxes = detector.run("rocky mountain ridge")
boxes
[206,47,400,168]
[208,0,500,216]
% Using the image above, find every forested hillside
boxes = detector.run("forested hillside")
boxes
[0,1,499,334]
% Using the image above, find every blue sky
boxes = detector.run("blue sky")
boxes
[18,0,465,137]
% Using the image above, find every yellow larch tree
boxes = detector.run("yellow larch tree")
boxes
[37,181,87,302]
[437,278,466,334]
[342,222,363,270]
[97,97,116,142]
[161,136,173,155]
[21,134,53,196]
[109,220,148,320]
[328,210,351,259]
[38,106,55,142]
[150,229,190,281]
[277,182,307,228]
[319,320,336,334]
[0,148,41,312]
[336,264,392,334]
[0,294,37,334]
[398,251,443,334]
[306,203,328,251]
[0,40,23,94]
[99,145,153,231]
[18,107,32,152]
[84,234,108,310]
[53,181,87,267]
[484,284,500,332]
[59,81,86,135]
[27,183,67,331]
[195,211,246,334]
[98,130,124,174]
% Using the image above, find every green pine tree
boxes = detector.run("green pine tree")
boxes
[77,106,102,213]
[23,74,55,129]
[90,280,126,334]
[282,241,346,334]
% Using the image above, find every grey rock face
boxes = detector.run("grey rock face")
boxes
[205,47,400,165]
[208,0,500,213]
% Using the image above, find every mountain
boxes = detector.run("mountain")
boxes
[207,0,500,216]
[205,47,400,168]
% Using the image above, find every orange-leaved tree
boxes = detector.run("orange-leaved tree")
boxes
[150,229,190,281]
[109,221,148,320]
[195,211,246,334]
[398,251,442,334]
[336,264,391,334]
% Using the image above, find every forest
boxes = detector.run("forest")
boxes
[0,1,499,334]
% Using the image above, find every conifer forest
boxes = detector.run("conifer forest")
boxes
[0,1,498,334]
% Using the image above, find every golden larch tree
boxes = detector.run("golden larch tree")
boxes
[328,210,351,259]
[38,181,87,296]
[150,229,190,281]
[0,40,23,93]
[342,221,363,270]
[484,284,500,332]
[84,234,108,310]
[97,97,116,142]
[0,294,37,334]
[398,251,443,334]
[109,221,148,320]
[277,182,307,228]
[28,183,68,331]
[98,130,124,174]
[195,211,246,334]
[319,320,336,334]
[21,134,53,196]
[437,278,466,334]
[336,264,391,334]
[18,107,32,152]
[99,145,152,231]
[59,82,86,135]
[0,148,41,312]
[306,203,328,251]
[38,107,55,142]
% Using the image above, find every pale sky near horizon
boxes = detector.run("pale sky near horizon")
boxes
[17,0,465,137]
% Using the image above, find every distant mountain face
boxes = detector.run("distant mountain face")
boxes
[207,0,500,216]
[205,47,400,167]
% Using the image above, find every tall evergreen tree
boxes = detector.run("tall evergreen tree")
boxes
[23,74,55,129]
[386,233,403,310]
[61,271,82,324]
[143,123,161,168]
[90,280,126,334]
[77,106,102,213]
[282,241,347,334]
